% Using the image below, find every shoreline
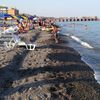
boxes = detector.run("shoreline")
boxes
[0,30,100,99]
[62,34,100,84]
[81,57,100,84]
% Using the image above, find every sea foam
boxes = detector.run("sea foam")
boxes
[71,35,93,49]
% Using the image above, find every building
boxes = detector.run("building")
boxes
[0,6,8,14]
[8,8,19,16]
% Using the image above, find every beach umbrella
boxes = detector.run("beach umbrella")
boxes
[11,15,19,20]
[0,14,15,26]
[17,15,24,20]
[28,16,34,20]
[21,16,28,20]
[0,13,13,19]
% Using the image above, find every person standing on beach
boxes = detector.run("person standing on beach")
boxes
[51,25,59,43]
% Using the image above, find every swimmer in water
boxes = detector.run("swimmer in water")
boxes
[84,25,88,30]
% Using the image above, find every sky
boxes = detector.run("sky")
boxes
[0,0,100,17]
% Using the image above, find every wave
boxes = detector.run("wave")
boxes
[70,36,94,49]
[94,73,100,83]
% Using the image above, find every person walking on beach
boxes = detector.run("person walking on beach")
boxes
[51,24,59,43]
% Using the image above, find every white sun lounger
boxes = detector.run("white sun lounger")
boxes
[0,26,35,50]
[4,33,36,50]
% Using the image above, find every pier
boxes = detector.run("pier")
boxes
[56,16,98,22]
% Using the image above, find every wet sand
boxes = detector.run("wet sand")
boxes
[0,30,100,100]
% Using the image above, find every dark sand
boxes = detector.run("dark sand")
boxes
[0,30,100,100]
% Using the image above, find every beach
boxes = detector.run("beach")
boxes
[0,29,100,100]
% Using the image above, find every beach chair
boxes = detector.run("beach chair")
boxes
[4,33,36,50]
[0,26,36,50]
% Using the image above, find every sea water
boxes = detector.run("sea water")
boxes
[57,21,100,83]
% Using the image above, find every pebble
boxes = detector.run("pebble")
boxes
[41,64,45,67]
[29,87,32,90]
[45,58,50,62]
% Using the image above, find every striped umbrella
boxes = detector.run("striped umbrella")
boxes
[11,15,19,20]
[21,15,28,20]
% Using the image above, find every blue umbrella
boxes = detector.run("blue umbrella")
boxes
[28,16,34,20]
[17,15,24,20]
[0,13,12,19]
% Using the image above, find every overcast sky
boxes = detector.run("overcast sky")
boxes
[0,0,100,17]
